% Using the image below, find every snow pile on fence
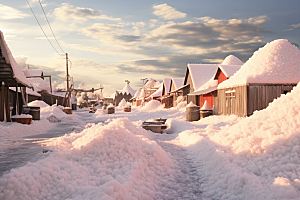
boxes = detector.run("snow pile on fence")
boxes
[175,82,300,199]
[0,118,175,200]
[219,39,300,88]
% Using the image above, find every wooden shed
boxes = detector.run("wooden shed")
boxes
[217,39,300,117]
[183,63,219,106]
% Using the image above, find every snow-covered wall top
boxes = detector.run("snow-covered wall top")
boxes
[172,78,184,90]
[0,31,31,87]
[187,64,219,91]
[163,78,172,94]
[221,55,244,65]
[218,39,300,89]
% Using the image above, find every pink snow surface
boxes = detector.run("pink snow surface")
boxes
[140,100,162,111]
[0,118,174,200]
[171,78,184,90]
[221,55,244,65]
[175,82,300,199]
[118,98,127,108]
[219,39,300,89]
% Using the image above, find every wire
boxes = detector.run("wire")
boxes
[37,0,65,54]
[25,0,63,57]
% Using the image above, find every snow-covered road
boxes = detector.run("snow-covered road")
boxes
[0,109,95,177]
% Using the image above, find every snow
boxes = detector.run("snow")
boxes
[200,100,212,110]
[0,118,175,200]
[27,77,50,92]
[163,78,172,94]
[0,31,32,88]
[188,86,217,96]
[171,78,184,91]
[2,71,300,199]
[133,89,141,99]
[22,69,43,77]
[9,87,41,97]
[187,64,219,91]
[186,102,198,107]
[140,100,162,111]
[119,83,136,96]
[148,84,163,98]
[219,39,300,89]
[118,98,127,108]
[11,114,32,119]
[218,64,242,78]
[28,100,50,108]
[174,82,300,199]
[221,55,244,65]
[107,103,114,108]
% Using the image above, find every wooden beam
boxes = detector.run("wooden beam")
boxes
[16,85,19,115]
[0,82,4,121]
[5,86,10,122]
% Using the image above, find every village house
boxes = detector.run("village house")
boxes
[183,63,219,106]
[134,78,160,106]
[168,78,185,107]
[187,55,243,113]
[217,39,300,117]
[110,81,136,106]
[0,31,32,121]
[157,78,172,108]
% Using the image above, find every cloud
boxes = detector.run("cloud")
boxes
[284,23,300,31]
[153,3,186,20]
[145,16,269,52]
[0,4,29,19]
[80,23,141,45]
[53,3,121,22]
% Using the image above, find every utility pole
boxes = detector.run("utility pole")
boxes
[66,53,69,94]
[66,53,70,107]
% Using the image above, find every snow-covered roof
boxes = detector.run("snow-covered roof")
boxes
[148,84,163,98]
[186,64,219,91]
[221,55,244,65]
[119,83,136,96]
[163,78,172,94]
[217,65,242,78]
[22,69,43,77]
[27,77,50,92]
[0,31,32,88]
[143,78,159,89]
[9,87,41,97]
[133,89,141,98]
[218,39,300,89]
[188,86,217,96]
[172,78,184,91]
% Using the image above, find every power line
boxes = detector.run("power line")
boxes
[37,0,65,54]
[25,0,63,58]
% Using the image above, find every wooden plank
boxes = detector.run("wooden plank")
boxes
[5,86,10,122]
[0,83,4,121]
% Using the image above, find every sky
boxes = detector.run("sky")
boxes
[1,0,300,96]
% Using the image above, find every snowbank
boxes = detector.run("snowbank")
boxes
[28,100,50,108]
[221,55,244,65]
[174,82,300,199]
[140,100,162,111]
[0,118,175,200]
[118,98,127,108]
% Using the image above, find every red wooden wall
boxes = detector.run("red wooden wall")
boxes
[136,99,142,106]
[218,71,228,84]
[199,93,214,109]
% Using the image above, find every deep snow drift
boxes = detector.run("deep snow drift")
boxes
[175,82,300,199]
[0,118,175,200]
